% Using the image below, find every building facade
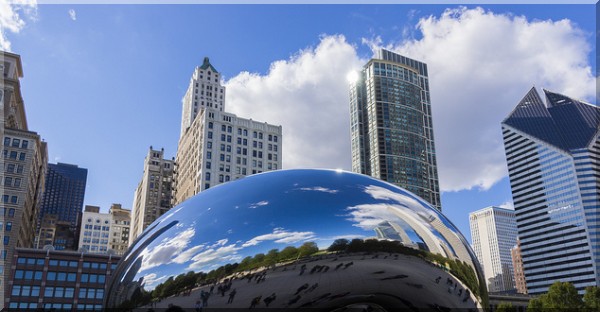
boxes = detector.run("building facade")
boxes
[469,206,518,293]
[180,57,226,138]
[501,87,599,294]
[174,58,282,205]
[130,147,173,244]
[511,239,527,294]
[1,51,48,304]
[6,247,120,310]
[37,163,87,250]
[78,205,130,256]
[349,49,441,210]
[108,204,130,255]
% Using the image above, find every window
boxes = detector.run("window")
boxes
[207,131,213,139]
[4,177,11,186]
[259,133,263,139]
[205,172,211,181]
[65,287,74,298]
[6,163,14,173]
[9,151,17,159]
[18,152,25,161]
[274,136,278,142]
[206,161,211,169]
[45,287,54,297]
[206,151,212,160]
[3,236,9,245]
[16,165,23,173]
[47,272,56,281]
[12,285,21,296]
[207,142,212,149]
[21,140,28,149]
[5,222,12,231]
[3,138,10,146]
[11,196,18,204]
[13,178,20,187]
[11,139,20,147]
[208,122,213,129]
[268,134,272,141]
[8,208,14,217]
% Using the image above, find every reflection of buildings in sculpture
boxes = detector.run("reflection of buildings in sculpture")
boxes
[427,213,474,266]
[114,256,143,308]
[386,206,448,257]
[469,206,517,293]
[511,240,527,294]
[374,221,417,249]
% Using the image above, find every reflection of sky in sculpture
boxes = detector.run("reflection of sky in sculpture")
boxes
[119,169,473,291]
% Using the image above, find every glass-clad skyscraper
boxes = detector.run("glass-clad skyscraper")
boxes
[501,87,599,294]
[38,163,87,250]
[349,49,441,210]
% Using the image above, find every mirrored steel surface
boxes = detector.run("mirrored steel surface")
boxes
[106,169,488,311]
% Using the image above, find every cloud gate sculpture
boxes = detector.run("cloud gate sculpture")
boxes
[106,169,488,311]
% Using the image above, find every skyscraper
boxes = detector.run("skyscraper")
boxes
[349,49,441,210]
[129,147,174,244]
[78,204,130,255]
[1,51,48,305]
[174,58,282,205]
[469,206,518,293]
[501,87,599,294]
[37,163,87,250]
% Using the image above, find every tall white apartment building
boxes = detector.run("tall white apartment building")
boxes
[79,205,130,255]
[130,147,174,244]
[180,57,226,137]
[469,206,518,293]
[174,58,282,205]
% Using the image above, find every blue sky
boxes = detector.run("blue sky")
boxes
[3,3,597,242]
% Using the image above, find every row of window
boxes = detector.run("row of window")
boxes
[3,176,22,188]
[4,162,24,174]
[205,123,279,142]
[2,195,18,204]
[3,149,26,161]
[3,137,29,149]
[9,303,103,311]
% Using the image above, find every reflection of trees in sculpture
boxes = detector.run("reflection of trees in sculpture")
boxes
[141,241,320,305]
[327,238,483,300]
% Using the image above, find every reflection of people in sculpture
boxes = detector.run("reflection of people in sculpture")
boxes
[227,288,236,304]
[263,293,276,306]
[249,295,262,308]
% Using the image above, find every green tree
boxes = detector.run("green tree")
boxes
[327,238,350,252]
[583,286,600,312]
[298,242,319,256]
[495,302,516,312]
[527,298,543,312]
[542,281,583,310]
[279,246,299,261]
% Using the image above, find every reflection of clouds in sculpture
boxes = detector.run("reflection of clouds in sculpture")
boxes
[186,244,243,271]
[249,200,269,209]
[139,227,195,273]
[346,203,399,230]
[242,227,315,247]
[297,186,339,194]
[142,273,168,290]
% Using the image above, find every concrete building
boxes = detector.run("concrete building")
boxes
[469,206,518,292]
[501,87,599,294]
[130,147,173,244]
[6,247,120,310]
[180,57,226,138]
[78,205,130,256]
[108,204,130,255]
[37,163,87,250]
[511,239,527,294]
[35,214,76,252]
[174,58,282,205]
[349,49,441,210]
[1,51,48,304]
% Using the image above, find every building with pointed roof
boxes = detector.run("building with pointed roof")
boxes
[501,87,599,294]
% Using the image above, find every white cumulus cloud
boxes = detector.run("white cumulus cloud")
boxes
[364,7,596,192]
[242,227,316,247]
[68,9,76,21]
[225,7,595,193]
[226,35,364,171]
[0,0,37,51]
